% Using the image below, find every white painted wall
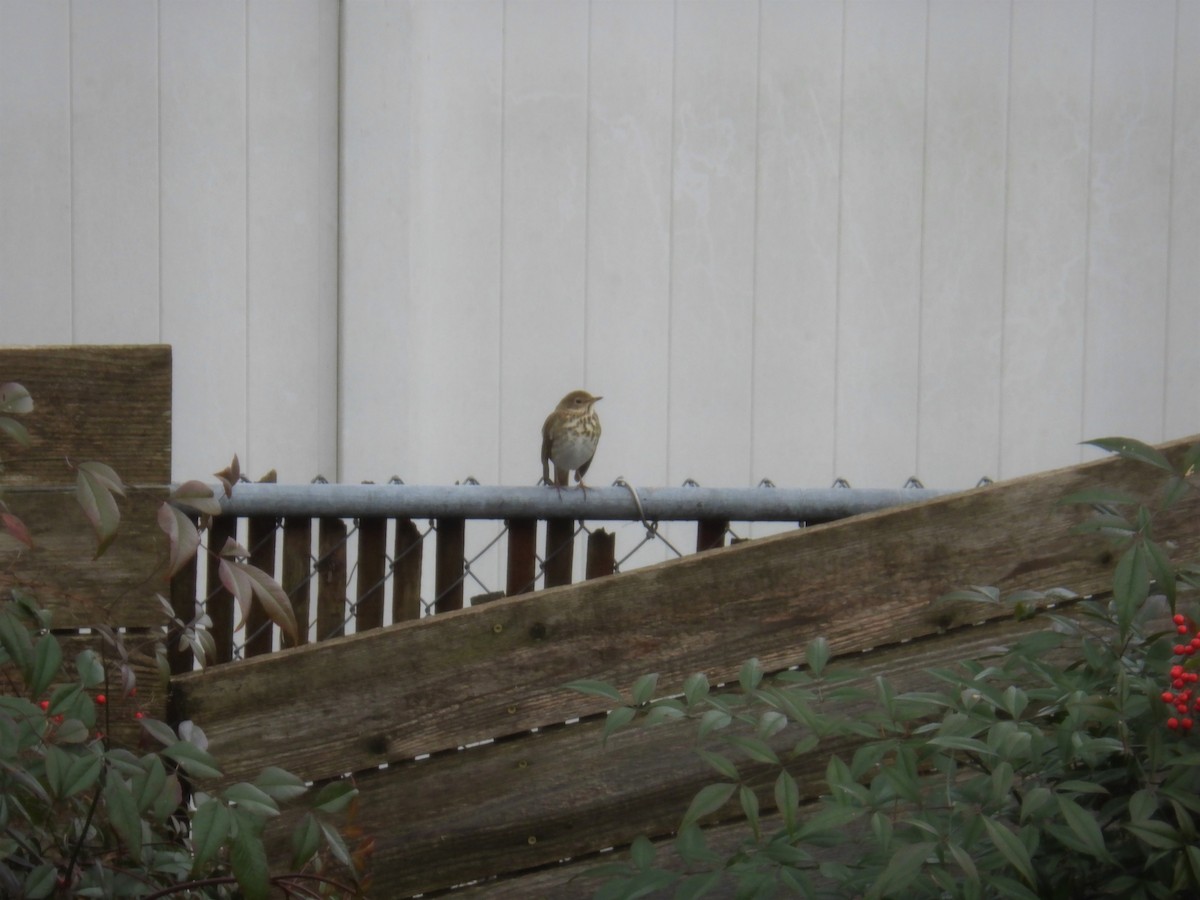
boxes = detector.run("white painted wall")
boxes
[2,0,1198,496]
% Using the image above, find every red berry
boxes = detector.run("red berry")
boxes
[1175,645,1187,655]
[1168,717,1181,729]
[134,711,144,720]
[1163,691,1176,703]
[1175,614,1187,626]
[1179,703,1190,714]
[1184,718,1195,730]
[1175,679,1186,689]
[95,694,106,705]
[39,700,50,711]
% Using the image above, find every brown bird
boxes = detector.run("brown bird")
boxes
[541,390,602,490]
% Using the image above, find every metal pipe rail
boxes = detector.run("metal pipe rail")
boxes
[185,482,957,523]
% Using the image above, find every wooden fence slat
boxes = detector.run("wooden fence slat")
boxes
[316,517,348,641]
[243,516,277,658]
[205,515,238,664]
[267,613,1066,897]
[543,518,574,587]
[434,517,465,613]
[172,438,1200,788]
[281,517,312,648]
[696,518,728,552]
[393,518,423,621]
[0,345,171,486]
[356,517,387,631]
[585,527,615,580]
[505,517,537,596]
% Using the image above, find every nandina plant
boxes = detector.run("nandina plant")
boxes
[0,383,369,898]
[570,437,1200,900]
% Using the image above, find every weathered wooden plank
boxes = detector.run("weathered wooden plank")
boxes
[0,345,171,486]
[244,515,277,657]
[281,517,312,648]
[355,516,386,631]
[544,518,574,587]
[434,517,465,612]
[173,438,1200,788]
[271,612,1071,897]
[585,527,615,580]
[393,518,423,621]
[316,518,348,641]
[205,516,237,664]
[505,517,536,596]
[0,488,169,628]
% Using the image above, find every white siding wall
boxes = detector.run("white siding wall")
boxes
[2,0,1198,492]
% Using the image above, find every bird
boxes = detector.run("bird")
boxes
[541,390,602,492]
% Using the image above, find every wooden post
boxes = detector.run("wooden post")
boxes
[586,528,616,580]
[697,519,728,552]
[316,517,348,641]
[206,515,238,664]
[435,518,465,613]
[244,516,278,657]
[281,517,312,647]
[393,518,424,621]
[506,518,537,596]
[544,519,575,588]
[356,517,387,631]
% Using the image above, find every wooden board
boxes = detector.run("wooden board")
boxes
[1,488,170,628]
[174,437,1200,790]
[0,345,171,486]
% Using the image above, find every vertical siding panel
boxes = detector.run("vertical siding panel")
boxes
[918,1,1009,485]
[1082,1,1175,445]
[70,0,159,342]
[836,0,927,485]
[499,0,589,486]
[407,0,503,483]
[586,0,673,487]
[1165,1,1200,439]
[339,1,413,482]
[0,0,72,340]
[1000,0,1091,478]
[753,0,842,487]
[246,0,338,481]
[669,0,759,486]
[160,0,248,481]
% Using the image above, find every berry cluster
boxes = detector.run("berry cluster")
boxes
[1161,614,1200,734]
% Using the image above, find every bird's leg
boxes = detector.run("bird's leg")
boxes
[575,472,591,499]
[552,466,567,497]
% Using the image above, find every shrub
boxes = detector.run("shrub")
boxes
[570,438,1200,899]
[0,382,368,898]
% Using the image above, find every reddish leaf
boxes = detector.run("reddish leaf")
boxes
[214,454,241,498]
[77,460,126,496]
[76,465,123,558]
[1,512,33,549]
[170,480,223,516]
[158,502,201,578]
[0,416,30,447]
[220,536,250,558]
[220,559,298,646]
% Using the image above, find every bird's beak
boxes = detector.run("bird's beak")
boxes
[594,396,603,402]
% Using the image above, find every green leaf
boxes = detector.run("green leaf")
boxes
[291,812,322,869]
[0,608,34,679]
[644,704,686,726]
[230,816,270,900]
[1112,543,1149,635]
[319,819,355,870]
[603,705,636,744]
[739,785,761,840]
[29,634,62,703]
[739,657,763,692]
[695,749,739,781]
[696,708,731,741]
[756,709,788,741]
[674,823,719,868]
[674,870,722,900]
[223,782,280,819]
[22,863,57,900]
[680,782,736,830]
[1124,820,1182,850]
[0,383,34,416]
[725,735,780,766]
[629,834,654,870]
[1143,538,1176,605]
[1083,437,1173,471]
[104,775,143,859]
[75,461,125,558]
[683,672,710,707]
[865,840,934,900]
[44,744,71,798]
[254,766,308,803]
[74,649,105,689]
[164,740,223,780]
[1056,794,1109,860]
[1059,488,1139,507]
[631,673,659,706]
[191,797,232,874]
[982,816,1035,885]
[62,751,103,798]
[806,636,831,677]
[139,716,179,747]
[312,779,357,814]
[774,770,800,833]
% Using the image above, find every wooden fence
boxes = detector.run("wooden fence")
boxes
[6,346,1200,896]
